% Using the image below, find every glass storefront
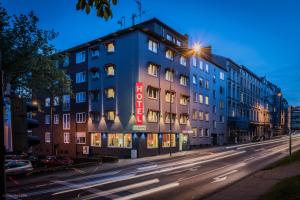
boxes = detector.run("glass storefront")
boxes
[162,133,176,147]
[147,133,158,148]
[108,133,132,148]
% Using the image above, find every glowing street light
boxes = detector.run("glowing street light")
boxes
[192,42,202,55]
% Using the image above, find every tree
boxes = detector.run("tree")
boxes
[0,5,72,99]
[76,0,117,20]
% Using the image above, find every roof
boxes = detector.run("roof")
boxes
[63,18,188,53]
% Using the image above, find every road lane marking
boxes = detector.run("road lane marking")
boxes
[137,165,158,171]
[80,179,160,200]
[114,182,180,200]
[211,170,238,183]
[243,156,256,162]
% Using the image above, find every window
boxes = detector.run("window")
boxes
[205,112,209,121]
[76,132,86,144]
[213,90,216,99]
[176,40,182,46]
[180,56,186,66]
[165,69,174,81]
[220,100,225,109]
[220,72,225,80]
[192,128,197,137]
[193,92,198,102]
[148,40,158,53]
[180,95,189,105]
[148,63,158,77]
[166,33,173,41]
[199,111,204,120]
[45,98,50,107]
[106,65,115,76]
[213,105,217,113]
[108,133,132,148]
[147,133,158,148]
[90,112,100,122]
[204,128,210,137]
[53,96,59,106]
[199,94,203,104]
[91,47,100,58]
[63,55,69,67]
[105,88,115,99]
[199,78,204,87]
[45,115,50,124]
[53,114,59,124]
[62,95,70,111]
[220,86,224,94]
[165,113,176,123]
[106,42,115,52]
[76,72,86,83]
[199,61,203,70]
[192,110,198,120]
[91,133,101,147]
[165,49,174,60]
[76,51,86,64]
[90,90,100,102]
[165,91,175,103]
[205,96,209,105]
[76,92,86,103]
[205,80,209,89]
[45,132,51,143]
[180,75,188,86]
[199,128,204,137]
[147,110,159,123]
[106,110,115,121]
[64,132,70,144]
[76,112,86,123]
[213,120,217,129]
[162,133,176,147]
[220,115,225,123]
[147,86,159,99]
[192,57,197,67]
[63,114,70,130]
[179,114,188,124]
[213,74,216,83]
[205,64,209,73]
[192,75,197,84]
[91,70,100,80]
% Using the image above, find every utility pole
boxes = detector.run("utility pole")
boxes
[0,51,6,199]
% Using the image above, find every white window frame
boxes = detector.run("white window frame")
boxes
[220,71,225,80]
[53,96,59,106]
[148,40,158,53]
[64,132,70,144]
[76,132,86,144]
[45,97,50,107]
[91,133,101,147]
[76,72,86,83]
[76,92,86,103]
[76,112,86,123]
[147,63,158,77]
[147,110,159,123]
[76,51,86,64]
[180,56,186,66]
[53,114,59,125]
[180,75,187,86]
[63,114,70,130]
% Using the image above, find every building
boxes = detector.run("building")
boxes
[289,106,300,131]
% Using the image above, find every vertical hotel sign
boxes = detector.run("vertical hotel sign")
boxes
[135,82,143,125]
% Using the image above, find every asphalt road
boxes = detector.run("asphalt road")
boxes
[7,135,300,200]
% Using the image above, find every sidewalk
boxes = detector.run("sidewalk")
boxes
[206,161,300,200]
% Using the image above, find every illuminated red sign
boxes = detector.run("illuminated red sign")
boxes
[135,82,143,125]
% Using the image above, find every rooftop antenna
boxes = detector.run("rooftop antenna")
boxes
[135,0,145,22]
[131,13,137,26]
[117,16,125,29]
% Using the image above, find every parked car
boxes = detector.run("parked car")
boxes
[5,160,33,176]
[41,156,74,168]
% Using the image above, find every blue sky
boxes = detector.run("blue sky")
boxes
[2,0,300,105]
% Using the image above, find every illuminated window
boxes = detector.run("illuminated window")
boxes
[147,133,158,148]
[180,95,189,105]
[220,72,225,80]
[76,132,86,144]
[106,110,115,121]
[205,112,209,121]
[199,94,203,104]
[180,56,186,66]
[147,110,159,123]
[176,40,182,46]
[179,114,188,124]
[205,96,209,105]
[165,91,175,103]
[205,63,209,73]
[106,42,115,52]
[45,97,50,107]
[199,111,204,121]
[192,128,197,137]
[162,133,176,147]
[192,57,197,67]
[106,65,115,76]
[53,96,59,106]
[45,132,51,143]
[165,69,174,81]
[148,40,158,53]
[105,88,115,99]
[192,75,197,84]
[148,63,158,77]
[199,60,203,70]
[108,133,132,148]
[91,133,101,147]
[165,113,176,124]
[165,49,174,60]
[147,86,159,99]
[192,110,198,120]
[180,75,188,86]
[166,34,173,41]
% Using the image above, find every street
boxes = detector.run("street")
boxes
[6,136,300,200]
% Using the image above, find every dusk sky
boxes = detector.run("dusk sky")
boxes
[2,0,300,105]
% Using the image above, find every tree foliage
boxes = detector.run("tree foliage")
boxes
[76,0,117,20]
[0,5,71,99]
